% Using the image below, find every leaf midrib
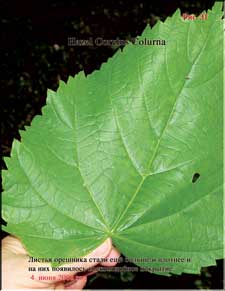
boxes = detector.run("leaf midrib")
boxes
[111,19,215,233]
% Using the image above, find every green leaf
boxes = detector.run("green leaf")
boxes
[2,3,224,275]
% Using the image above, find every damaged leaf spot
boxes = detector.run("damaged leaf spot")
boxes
[192,173,200,183]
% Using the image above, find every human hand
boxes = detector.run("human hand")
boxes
[2,235,120,290]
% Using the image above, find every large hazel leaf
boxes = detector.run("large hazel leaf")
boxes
[2,3,224,275]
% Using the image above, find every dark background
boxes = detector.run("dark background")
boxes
[1,0,224,289]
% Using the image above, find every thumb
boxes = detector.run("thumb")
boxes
[69,238,112,271]
[32,238,113,283]
[3,235,113,289]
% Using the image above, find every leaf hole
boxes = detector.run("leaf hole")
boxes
[192,173,200,183]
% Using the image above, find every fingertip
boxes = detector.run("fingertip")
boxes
[91,238,112,257]
[100,246,121,266]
